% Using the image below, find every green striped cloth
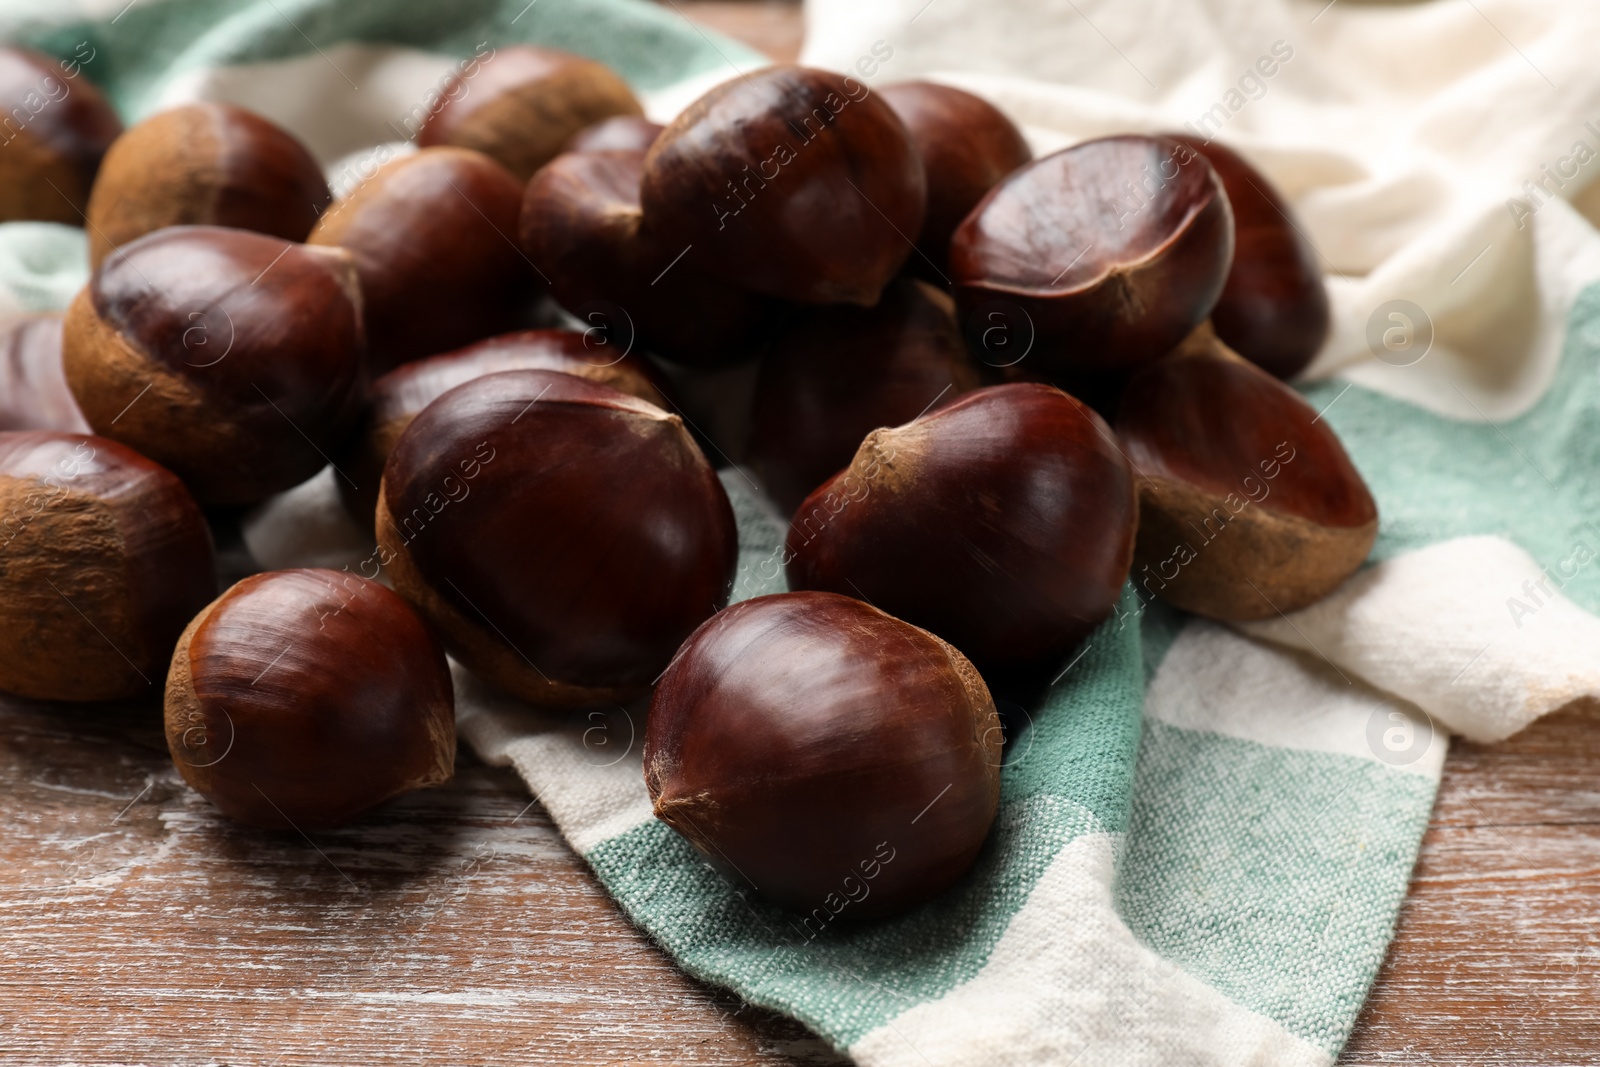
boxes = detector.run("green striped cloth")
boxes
[8,1,1600,1063]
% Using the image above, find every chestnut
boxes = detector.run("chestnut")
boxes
[1115,323,1377,620]
[379,369,737,708]
[786,382,1136,671]
[417,45,643,183]
[337,328,671,527]
[950,134,1234,377]
[639,65,927,306]
[565,115,663,153]
[0,314,89,432]
[0,46,122,224]
[748,277,984,515]
[165,568,455,829]
[645,591,1001,919]
[0,431,215,701]
[1167,135,1329,379]
[62,225,367,506]
[879,81,1032,275]
[308,146,533,372]
[520,148,779,369]
[84,102,330,268]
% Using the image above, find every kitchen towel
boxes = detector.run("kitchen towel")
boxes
[5,1,1600,1064]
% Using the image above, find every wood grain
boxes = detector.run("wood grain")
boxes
[5,684,1599,1064]
[0,694,843,1066]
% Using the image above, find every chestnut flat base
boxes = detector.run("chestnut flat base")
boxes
[1134,475,1378,621]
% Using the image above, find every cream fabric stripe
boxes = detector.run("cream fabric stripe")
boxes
[848,833,1330,1067]
[1237,535,1600,743]
[1148,621,1448,779]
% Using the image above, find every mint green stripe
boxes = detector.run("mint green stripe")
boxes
[0,222,88,311]
[9,0,761,120]
[1116,719,1437,1055]
[1301,279,1600,615]
[588,795,1105,1050]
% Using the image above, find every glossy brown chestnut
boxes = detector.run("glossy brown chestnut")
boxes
[62,225,367,506]
[0,431,215,701]
[565,114,663,153]
[379,369,737,708]
[639,65,927,306]
[165,568,455,829]
[645,591,1001,919]
[1115,324,1377,620]
[337,328,671,527]
[520,148,779,369]
[748,277,984,515]
[84,102,330,268]
[0,46,122,224]
[0,314,89,432]
[1167,135,1329,379]
[308,146,532,372]
[417,45,643,183]
[951,135,1234,376]
[879,81,1031,275]
[786,382,1137,671]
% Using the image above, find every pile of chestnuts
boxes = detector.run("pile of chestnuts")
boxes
[0,42,1372,924]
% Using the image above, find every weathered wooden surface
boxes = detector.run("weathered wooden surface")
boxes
[0,695,842,1065]
[4,688,1599,1065]
[1341,698,1600,1064]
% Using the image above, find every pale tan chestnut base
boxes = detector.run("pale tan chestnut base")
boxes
[1134,474,1378,621]
[0,475,155,701]
[62,290,254,505]
[439,64,642,183]
[375,483,646,710]
[83,105,223,267]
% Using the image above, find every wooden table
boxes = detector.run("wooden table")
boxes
[4,5,1597,1064]
[5,681,1599,1064]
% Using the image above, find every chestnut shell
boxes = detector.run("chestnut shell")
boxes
[748,277,984,516]
[337,328,671,527]
[165,568,455,829]
[62,225,367,506]
[308,146,534,372]
[1167,135,1329,379]
[520,148,778,369]
[639,65,927,306]
[950,135,1234,376]
[417,45,643,183]
[786,382,1137,671]
[0,46,122,224]
[85,102,330,268]
[0,431,216,702]
[879,81,1032,275]
[1115,325,1377,620]
[379,369,737,707]
[645,591,1001,919]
